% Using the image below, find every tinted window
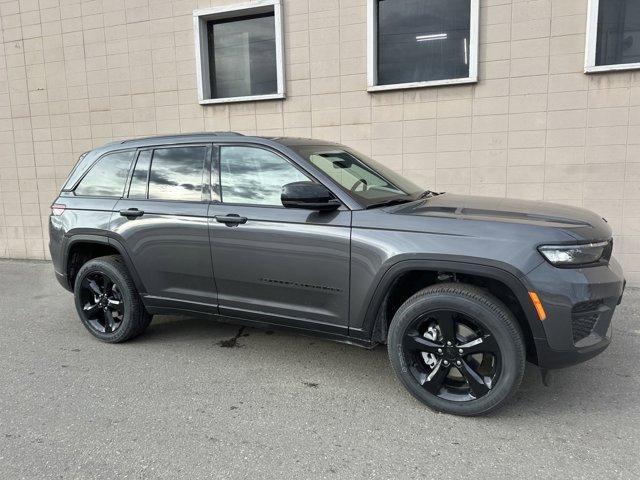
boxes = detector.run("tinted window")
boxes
[377,0,471,85]
[291,146,422,207]
[63,151,90,190]
[74,151,134,197]
[208,13,277,99]
[128,150,151,198]
[220,146,309,205]
[596,0,640,66]
[148,147,206,201]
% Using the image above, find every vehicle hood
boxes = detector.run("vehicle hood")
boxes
[386,193,612,242]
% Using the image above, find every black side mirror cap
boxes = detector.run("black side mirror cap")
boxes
[281,181,341,211]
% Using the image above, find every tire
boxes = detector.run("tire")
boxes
[73,255,152,343]
[387,283,525,416]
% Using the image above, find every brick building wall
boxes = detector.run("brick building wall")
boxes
[0,0,639,284]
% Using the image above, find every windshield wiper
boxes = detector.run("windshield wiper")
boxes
[365,198,414,209]
[418,190,443,199]
[366,190,444,209]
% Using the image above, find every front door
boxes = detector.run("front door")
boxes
[208,144,351,334]
[111,145,217,311]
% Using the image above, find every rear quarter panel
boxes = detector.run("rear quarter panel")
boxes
[49,194,117,275]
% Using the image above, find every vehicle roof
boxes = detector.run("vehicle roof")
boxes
[272,137,342,148]
[100,132,341,151]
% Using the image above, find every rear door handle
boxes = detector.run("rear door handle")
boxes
[120,208,144,219]
[215,214,248,226]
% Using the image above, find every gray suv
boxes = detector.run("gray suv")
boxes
[49,133,625,416]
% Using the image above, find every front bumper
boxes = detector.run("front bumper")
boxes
[54,269,72,292]
[533,333,611,369]
[525,256,625,369]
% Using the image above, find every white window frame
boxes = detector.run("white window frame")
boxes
[366,0,479,92]
[193,0,285,105]
[585,0,640,73]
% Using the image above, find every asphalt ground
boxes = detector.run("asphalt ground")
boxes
[1,259,639,479]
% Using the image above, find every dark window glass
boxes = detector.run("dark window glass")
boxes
[596,0,640,66]
[74,151,134,197]
[148,147,206,201]
[220,146,309,205]
[128,150,151,198]
[211,148,221,203]
[208,13,277,99]
[62,151,90,190]
[291,145,422,208]
[377,0,471,85]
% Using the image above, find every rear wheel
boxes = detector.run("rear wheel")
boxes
[387,283,525,416]
[74,255,152,343]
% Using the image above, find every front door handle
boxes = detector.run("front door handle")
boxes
[120,208,144,219]
[215,214,248,226]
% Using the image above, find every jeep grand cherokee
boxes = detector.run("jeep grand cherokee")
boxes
[49,133,625,416]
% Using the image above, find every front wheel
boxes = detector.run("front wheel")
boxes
[74,255,152,343]
[387,283,525,416]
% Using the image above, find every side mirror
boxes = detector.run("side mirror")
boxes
[281,181,341,211]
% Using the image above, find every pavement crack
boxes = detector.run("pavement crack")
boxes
[218,326,247,348]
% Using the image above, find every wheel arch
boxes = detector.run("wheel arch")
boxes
[361,259,546,364]
[63,234,146,294]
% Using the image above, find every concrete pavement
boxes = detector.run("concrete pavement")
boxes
[0,259,638,479]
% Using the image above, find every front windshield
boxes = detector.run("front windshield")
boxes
[290,145,423,207]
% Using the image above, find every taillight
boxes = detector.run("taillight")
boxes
[51,203,66,216]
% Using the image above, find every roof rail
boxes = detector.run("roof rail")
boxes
[119,131,245,144]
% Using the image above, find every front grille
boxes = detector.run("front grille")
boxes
[571,300,603,343]
[573,300,603,313]
[572,313,599,342]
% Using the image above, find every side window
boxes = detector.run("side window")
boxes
[128,150,152,198]
[219,146,310,206]
[148,147,206,201]
[74,151,134,197]
[308,152,389,191]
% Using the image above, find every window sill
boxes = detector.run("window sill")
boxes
[585,63,640,74]
[199,92,285,105]
[367,76,477,93]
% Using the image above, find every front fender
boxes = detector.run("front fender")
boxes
[348,256,546,354]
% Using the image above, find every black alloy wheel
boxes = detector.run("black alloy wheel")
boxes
[402,310,501,402]
[388,283,525,416]
[73,255,152,343]
[78,271,125,334]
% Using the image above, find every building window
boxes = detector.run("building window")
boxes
[586,0,640,73]
[367,0,479,92]
[193,1,285,104]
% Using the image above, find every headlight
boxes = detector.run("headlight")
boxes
[538,241,611,267]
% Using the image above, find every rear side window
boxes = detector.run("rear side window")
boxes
[74,151,134,197]
[148,147,206,201]
[128,150,152,198]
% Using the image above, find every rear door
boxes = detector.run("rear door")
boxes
[208,144,351,334]
[111,144,217,312]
